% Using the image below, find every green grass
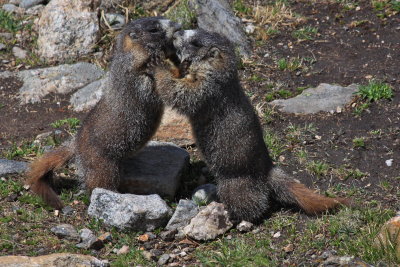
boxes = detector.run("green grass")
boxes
[264,130,286,161]
[51,118,81,133]
[3,141,44,160]
[292,26,318,40]
[233,0,252,15]
[165,0,197,29]
[265,89,293,102]
[0,10,21,33]
[306,160,330,177]
[357,80,393,102]
[352,137,366,148]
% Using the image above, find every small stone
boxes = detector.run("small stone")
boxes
[50,224,80,241]
[166,199,199,231]
[150,249,163,257]
[160,229,177,241]
[138,234,149,242]
[62,206,74,215]
[245,23,255,34]
[236,221,253,232]
[192,184,217,205]
[54,210,60,217]
[183,202,233,241]
[283,243,294,253]
[0,33,13,40]
[273,231,281,238]
[385,159,393,167]
[142,251,155,261]
[12,46,28,59]
[0,44,6,51]
[2,3,18,13]
[98,232,112,243]
[157,254,170,265]
[117,245,130,255]
[76,228,103,250]
[6,193,18,202]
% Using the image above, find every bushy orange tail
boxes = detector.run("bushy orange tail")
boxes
[25,147,73,210]
[288,182,350,214]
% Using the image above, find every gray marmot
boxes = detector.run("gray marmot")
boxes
[155,29,350,223]
[26,17,181,209]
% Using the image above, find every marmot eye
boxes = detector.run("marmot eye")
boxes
[148,28,160,33]
[190,40,202,48]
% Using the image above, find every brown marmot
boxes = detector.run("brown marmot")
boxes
[154,29,350,223]
[26,17,181,209]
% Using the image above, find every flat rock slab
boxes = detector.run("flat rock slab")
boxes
[0,253,109,267]
[88,188,172,231]
[119,141,190,199]
[189,0,251,58]
[0,159,28,175]
[0,62,104,104]
[270,83,359,114]
[70,74,108,112]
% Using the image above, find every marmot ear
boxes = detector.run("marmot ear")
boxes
[208,47,221,58]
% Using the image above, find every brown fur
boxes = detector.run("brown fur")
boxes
[25,17,181,209]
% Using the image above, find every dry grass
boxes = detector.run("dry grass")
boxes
[251,1,304,40]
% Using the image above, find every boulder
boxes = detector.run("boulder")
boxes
[119,141,190,199]
[189,0,251,58]
[270,83,359,114]
[37,0,100,62]
[88,188,172,231]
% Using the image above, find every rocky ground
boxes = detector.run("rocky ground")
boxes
[0,0,399,266]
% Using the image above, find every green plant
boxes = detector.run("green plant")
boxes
[352,137,366,148]
[353,102,370,116]
[51,118,81,133]
[4,141,44,160]
[0,10,21,33]
[292,26,318,40]
[264,130,285,161]
[357,80,393,102]
[233,0,252,15]
[0,103,4,109]
[306,160,330,177]
[265,89,293,102]
[165,0,197,29]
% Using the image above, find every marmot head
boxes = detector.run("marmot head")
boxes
[114,17,181,71]
[170,29,237,84]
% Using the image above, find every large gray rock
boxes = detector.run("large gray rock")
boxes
[36,0,100,62]
[183,202,233,241]
[0,253,109,267]
[189,0,251,58]
[270,83,359,114]
[0,159,28,175]
[119,141,190,199]
[70,74,108,112]
[0,62,104,104]
[88,188,172,231]
[2,3,19,13]
[165,199,199,231]
[19,0,44,9]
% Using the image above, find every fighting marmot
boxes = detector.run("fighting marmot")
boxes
[155,29,350,222]
[26,17,181,209]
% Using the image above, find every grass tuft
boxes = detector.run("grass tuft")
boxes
[357,80,394,102]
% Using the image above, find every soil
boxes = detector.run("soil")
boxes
[0,0,399,265]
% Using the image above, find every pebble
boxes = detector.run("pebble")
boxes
[157,254,170,265]
[50,224,80,241]
[12,46,28,59]
[117,245,130,255]
[0,44,6,51]
[236,220,254,232]
[61,206,74,215]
